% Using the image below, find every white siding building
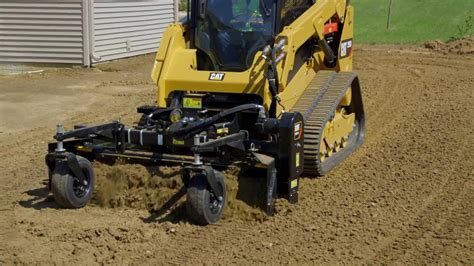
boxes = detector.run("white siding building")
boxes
[0,0,178,66]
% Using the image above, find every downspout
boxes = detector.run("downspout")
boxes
[82,0,91,67]
[88,0,102,64]
[174,0,179,23]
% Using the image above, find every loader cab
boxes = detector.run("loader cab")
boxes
[190,0,312,72]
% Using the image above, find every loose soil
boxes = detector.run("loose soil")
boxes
[425,35,474,55]
[0,42,473,264]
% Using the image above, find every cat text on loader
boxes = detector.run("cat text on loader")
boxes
[45,0,365,225]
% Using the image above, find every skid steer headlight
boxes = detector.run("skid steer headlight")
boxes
[170,109,182,123]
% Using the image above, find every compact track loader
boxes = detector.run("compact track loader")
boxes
[45,0,365,224]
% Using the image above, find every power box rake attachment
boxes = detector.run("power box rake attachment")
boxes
[45,104,305,224]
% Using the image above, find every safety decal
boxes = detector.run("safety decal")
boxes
[290,179,298,189]
[172,138,185,145]
[340,39,353,59]
[294,122,303,140]
[183,97,202,109]
[217,127,229,134]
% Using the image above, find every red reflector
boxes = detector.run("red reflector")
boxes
[324,22,339,35]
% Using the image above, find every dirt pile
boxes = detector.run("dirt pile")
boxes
[93,162,265,222]
[93,163,183,211]
[425,36,474,54]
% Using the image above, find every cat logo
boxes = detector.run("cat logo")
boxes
[209,72,225,81]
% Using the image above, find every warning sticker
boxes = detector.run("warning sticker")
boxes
[340,39,353,59]
[172,138,184,145]
[294,122,303,140]
[217,127,229,134]
[183,98,202,109]
[290,179,298,189]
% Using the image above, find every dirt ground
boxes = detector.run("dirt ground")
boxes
[0,41,473,264]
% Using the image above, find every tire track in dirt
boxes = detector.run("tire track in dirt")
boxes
[354,49,474,264]
[383,174,473,264]
[368,138,473,264]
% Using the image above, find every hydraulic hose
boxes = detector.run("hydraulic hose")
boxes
[167,104,263,139]
[146,107,174,122]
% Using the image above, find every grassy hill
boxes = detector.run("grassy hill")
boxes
[178,0,473,44]
[353,0,474,43]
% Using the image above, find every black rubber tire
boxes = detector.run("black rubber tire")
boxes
[186,171,226,225]
[51,155,95,209]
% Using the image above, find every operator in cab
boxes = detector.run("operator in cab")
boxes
[196,0,274,71]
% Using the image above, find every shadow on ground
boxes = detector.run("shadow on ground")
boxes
[18,182,59,210]
[140,186,188,224]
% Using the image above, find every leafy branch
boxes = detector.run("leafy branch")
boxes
[456,15,473,39]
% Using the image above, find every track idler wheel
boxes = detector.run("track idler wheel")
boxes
[186,170,226,225]
[51,155,95,208]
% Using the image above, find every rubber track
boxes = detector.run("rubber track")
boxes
[291,70,363,176]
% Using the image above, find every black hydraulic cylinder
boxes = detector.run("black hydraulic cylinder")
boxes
[255,118,279,134]
[319,39,336,65]
[126,128,164,146]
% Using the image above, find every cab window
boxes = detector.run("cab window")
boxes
[280,0,311,29]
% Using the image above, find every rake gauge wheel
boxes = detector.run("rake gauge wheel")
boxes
[186,171,226,225]
[51,155,95,208]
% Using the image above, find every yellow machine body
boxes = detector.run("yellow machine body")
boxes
[151,0,354,116]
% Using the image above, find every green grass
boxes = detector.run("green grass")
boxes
[353,0,474,43]
[180,0,473,43]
